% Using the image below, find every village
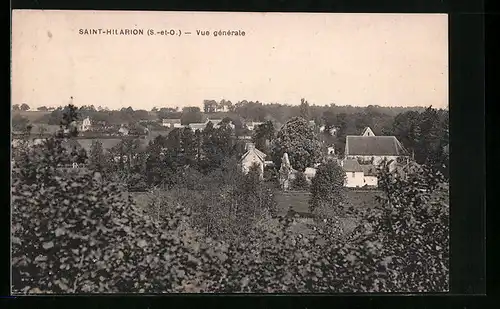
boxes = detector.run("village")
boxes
[12,109,410,190]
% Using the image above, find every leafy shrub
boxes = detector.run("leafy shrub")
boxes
[290,171,309,191]
[12,132,448,293]
[309,160,346,215]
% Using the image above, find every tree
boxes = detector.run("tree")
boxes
[181,107,203,125]
[20,103,30,111]
[322,110,337,134]
[309,160,346,214]
[59,104,80,138]
[299,98,310,120]
[252,120,275,154]
[203,100,218,113]
[12,114,29,132]
[38,124,47,137]
[37,106,49,111]
[271,117,322,172]
[12,104,20,111]
[181,127,197,167]
[290,171,309,191]
[89,140,106,172]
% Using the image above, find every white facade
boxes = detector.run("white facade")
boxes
[246,122,264,131]
[80,117,91,132]
[119,126,129,136]
[363,175,378,187]
[362,127,375,137]
[304,167,317,183]
[345,171,365,188]
[241,151,265,179]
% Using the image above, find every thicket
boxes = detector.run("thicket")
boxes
[12,108,449,293]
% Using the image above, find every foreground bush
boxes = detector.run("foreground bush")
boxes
[12,137,449,293]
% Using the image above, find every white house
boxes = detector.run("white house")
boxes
[341,159,365,188]
[246,122,264,131]
[345,127,408,171]
[240,143,267,179]
[319,125,339,136]
[187,119,234,132]
[118,125,129,136]
[304,167,317,183]
[162,119,182,128]
[79,117,92,132]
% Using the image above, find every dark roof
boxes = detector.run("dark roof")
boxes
[342,159,363,172]
[360,164,377,176]
[346,136,406,156]
[162,119,181,123]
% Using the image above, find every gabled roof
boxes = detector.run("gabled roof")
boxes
[345,136,407,156]
[241,147,267,163]
[361,127,375,136]
[342,159,363,172]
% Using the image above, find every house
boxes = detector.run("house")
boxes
[341,159,365,188]
[78,117,92,132]
[319,125,339,136]
[304,167,317,183]
[327,146,335,156]
[186,119,233,132]
[118,125,129,136]
[240,143,267,179]
[246,122,264,131]
[162,119,182,128]
[345,127,408,171]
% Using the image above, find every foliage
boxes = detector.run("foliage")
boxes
[88,140,107,173]
[12,104,449,294]
[290,171,310,191]
[252,120,275,154]
[12,114,30,132]
[299,98,311,120]
[271,117,322,172]
[309,160,346,214]
[180,107,203,125]
[389,106,449,177]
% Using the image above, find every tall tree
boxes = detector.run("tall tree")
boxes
[12,114,29,132]
[89,140,106,172]
[181,107,203,125]
[299,98,310,120]
[271,117,322,172]
[309,160,346,214]
[12,104,20,111]
[181,127,197,167]
[20,103,30,111]
[322,110,337,134]
[252,120,275,153]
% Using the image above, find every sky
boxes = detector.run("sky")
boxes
[11,11,448,110]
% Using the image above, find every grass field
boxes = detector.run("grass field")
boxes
[129,188,376,240]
